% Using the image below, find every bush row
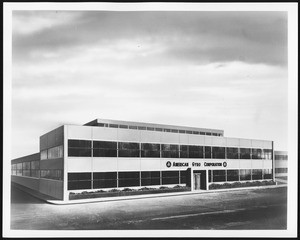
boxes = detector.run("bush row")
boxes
[69,185,191,200]
[209,180,276,190]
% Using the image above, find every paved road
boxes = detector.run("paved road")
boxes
[11,186,287,230]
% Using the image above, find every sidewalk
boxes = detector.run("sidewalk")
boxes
[47,184,287,205]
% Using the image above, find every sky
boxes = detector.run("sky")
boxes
[11,10,288,158]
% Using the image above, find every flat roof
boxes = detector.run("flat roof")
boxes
[84,118,224,135]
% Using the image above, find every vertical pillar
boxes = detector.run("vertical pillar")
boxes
[272,141,275,182]
[191,167,194,191]
[206,169,209,190]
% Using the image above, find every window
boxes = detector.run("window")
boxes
[162,171,179,185]
[275,155,288,160]
[93,172,117,188]
[204,146,212,158]
[193,131,199,135]
[22,162,31,176]
[147,127,155,131]
[226,148,239,159]
[212,147,225,159]
[208,170,212,183]
[200,132,205,135]
[141,143,160,158]
[68,172,91,190]
[212,170,226,182]
[252,169,262,180]
[180,145,189,158]
[263,149,272,160]
[263,169,272,179]
[275,168,288,173]
[188,145,204,158]
[118,172,140,187]
[41,150,47,160]
[40,169,63,180]
[186,130,192,134]
[240,169,251,181]
[240,148,251,159]
[109,124,118,128]
[141,171,160,186]
[118,142,140,157]
[129,125,138,130]
[138,126,146,130]
[179,130,185,134]
[161,144,179,158]
[68,139,92,157]
[93,141,117,157]
[179,171,186,184]
[206,132,212,136]
[119,125,128,129]
[155,128,163,132]
[16,163,22,176]
[252,149,262,159]
[47,145,63,159]
[226,170,239,181]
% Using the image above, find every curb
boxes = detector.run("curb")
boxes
[47,184,287,205]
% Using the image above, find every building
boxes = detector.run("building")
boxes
[11,118,276,202]
[274,151,288,181]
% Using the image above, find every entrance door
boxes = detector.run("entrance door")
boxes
[194,173,201,190]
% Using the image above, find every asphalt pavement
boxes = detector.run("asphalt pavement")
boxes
[11,185,287,230]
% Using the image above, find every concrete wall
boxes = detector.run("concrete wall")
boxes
[39,179,63,199]
[11,176,40,191]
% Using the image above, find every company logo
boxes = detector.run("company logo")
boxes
[223,162,227,167]
[166,161,171,168]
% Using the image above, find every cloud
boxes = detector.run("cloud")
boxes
[12,11,287,66]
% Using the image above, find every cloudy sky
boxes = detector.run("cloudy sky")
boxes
[11,10,288,158]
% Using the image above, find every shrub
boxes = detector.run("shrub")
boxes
[159,186,169,190]
[173,185,182,189]
[109,188,119,192]
[122,188,133,192]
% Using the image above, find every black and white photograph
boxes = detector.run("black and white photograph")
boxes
[3,2,298,238]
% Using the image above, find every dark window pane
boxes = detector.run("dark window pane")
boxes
[118,142,140,150]
[227,170,239,181]
[141,171,160,178]
[200,132,205,135]
[263,169,273,179]
[68,181,91,190]
[41,170,63,180]
[119,125,128,129]
[161,151,179,158]
[212,147,225,159]
[68,172,91,181]
[186,130,192,134]
[252,169,262,180]
[206,132,212,136]
[171,129,178,133]
[118,172,140,179]
[138,126,146,130]
[141,143,160,151]
[180,171,186,184]
[118,179,140,187]
[179,130,185,134]
[162,171,179,178]
[129,125,138,129]
[162,177,179,185]
[180,151,188,158]
[263,149,273,160]
[252,149,262,159]
[93,172,117,180]
[226,147,239,159]
[93,149,117,157]
[141,178,160,186]
[109,124,118,128]
[180,145,188,151]
[68,148,92,157]
[192,131,199,135]
[240,169,251,181]
[118,149,140,157]
[141,150,160,158]
[93,141,117,149]
[205,146,211,158]
[155,128,163,132]
[208,170,212,183]
[93,179,117,188]
[164,129,171,132]
[213,170,226,182]
[68,139,91,148]
[240,148,251,159]
[147,127,155,131]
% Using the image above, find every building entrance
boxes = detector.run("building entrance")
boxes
[193,170,207,190]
